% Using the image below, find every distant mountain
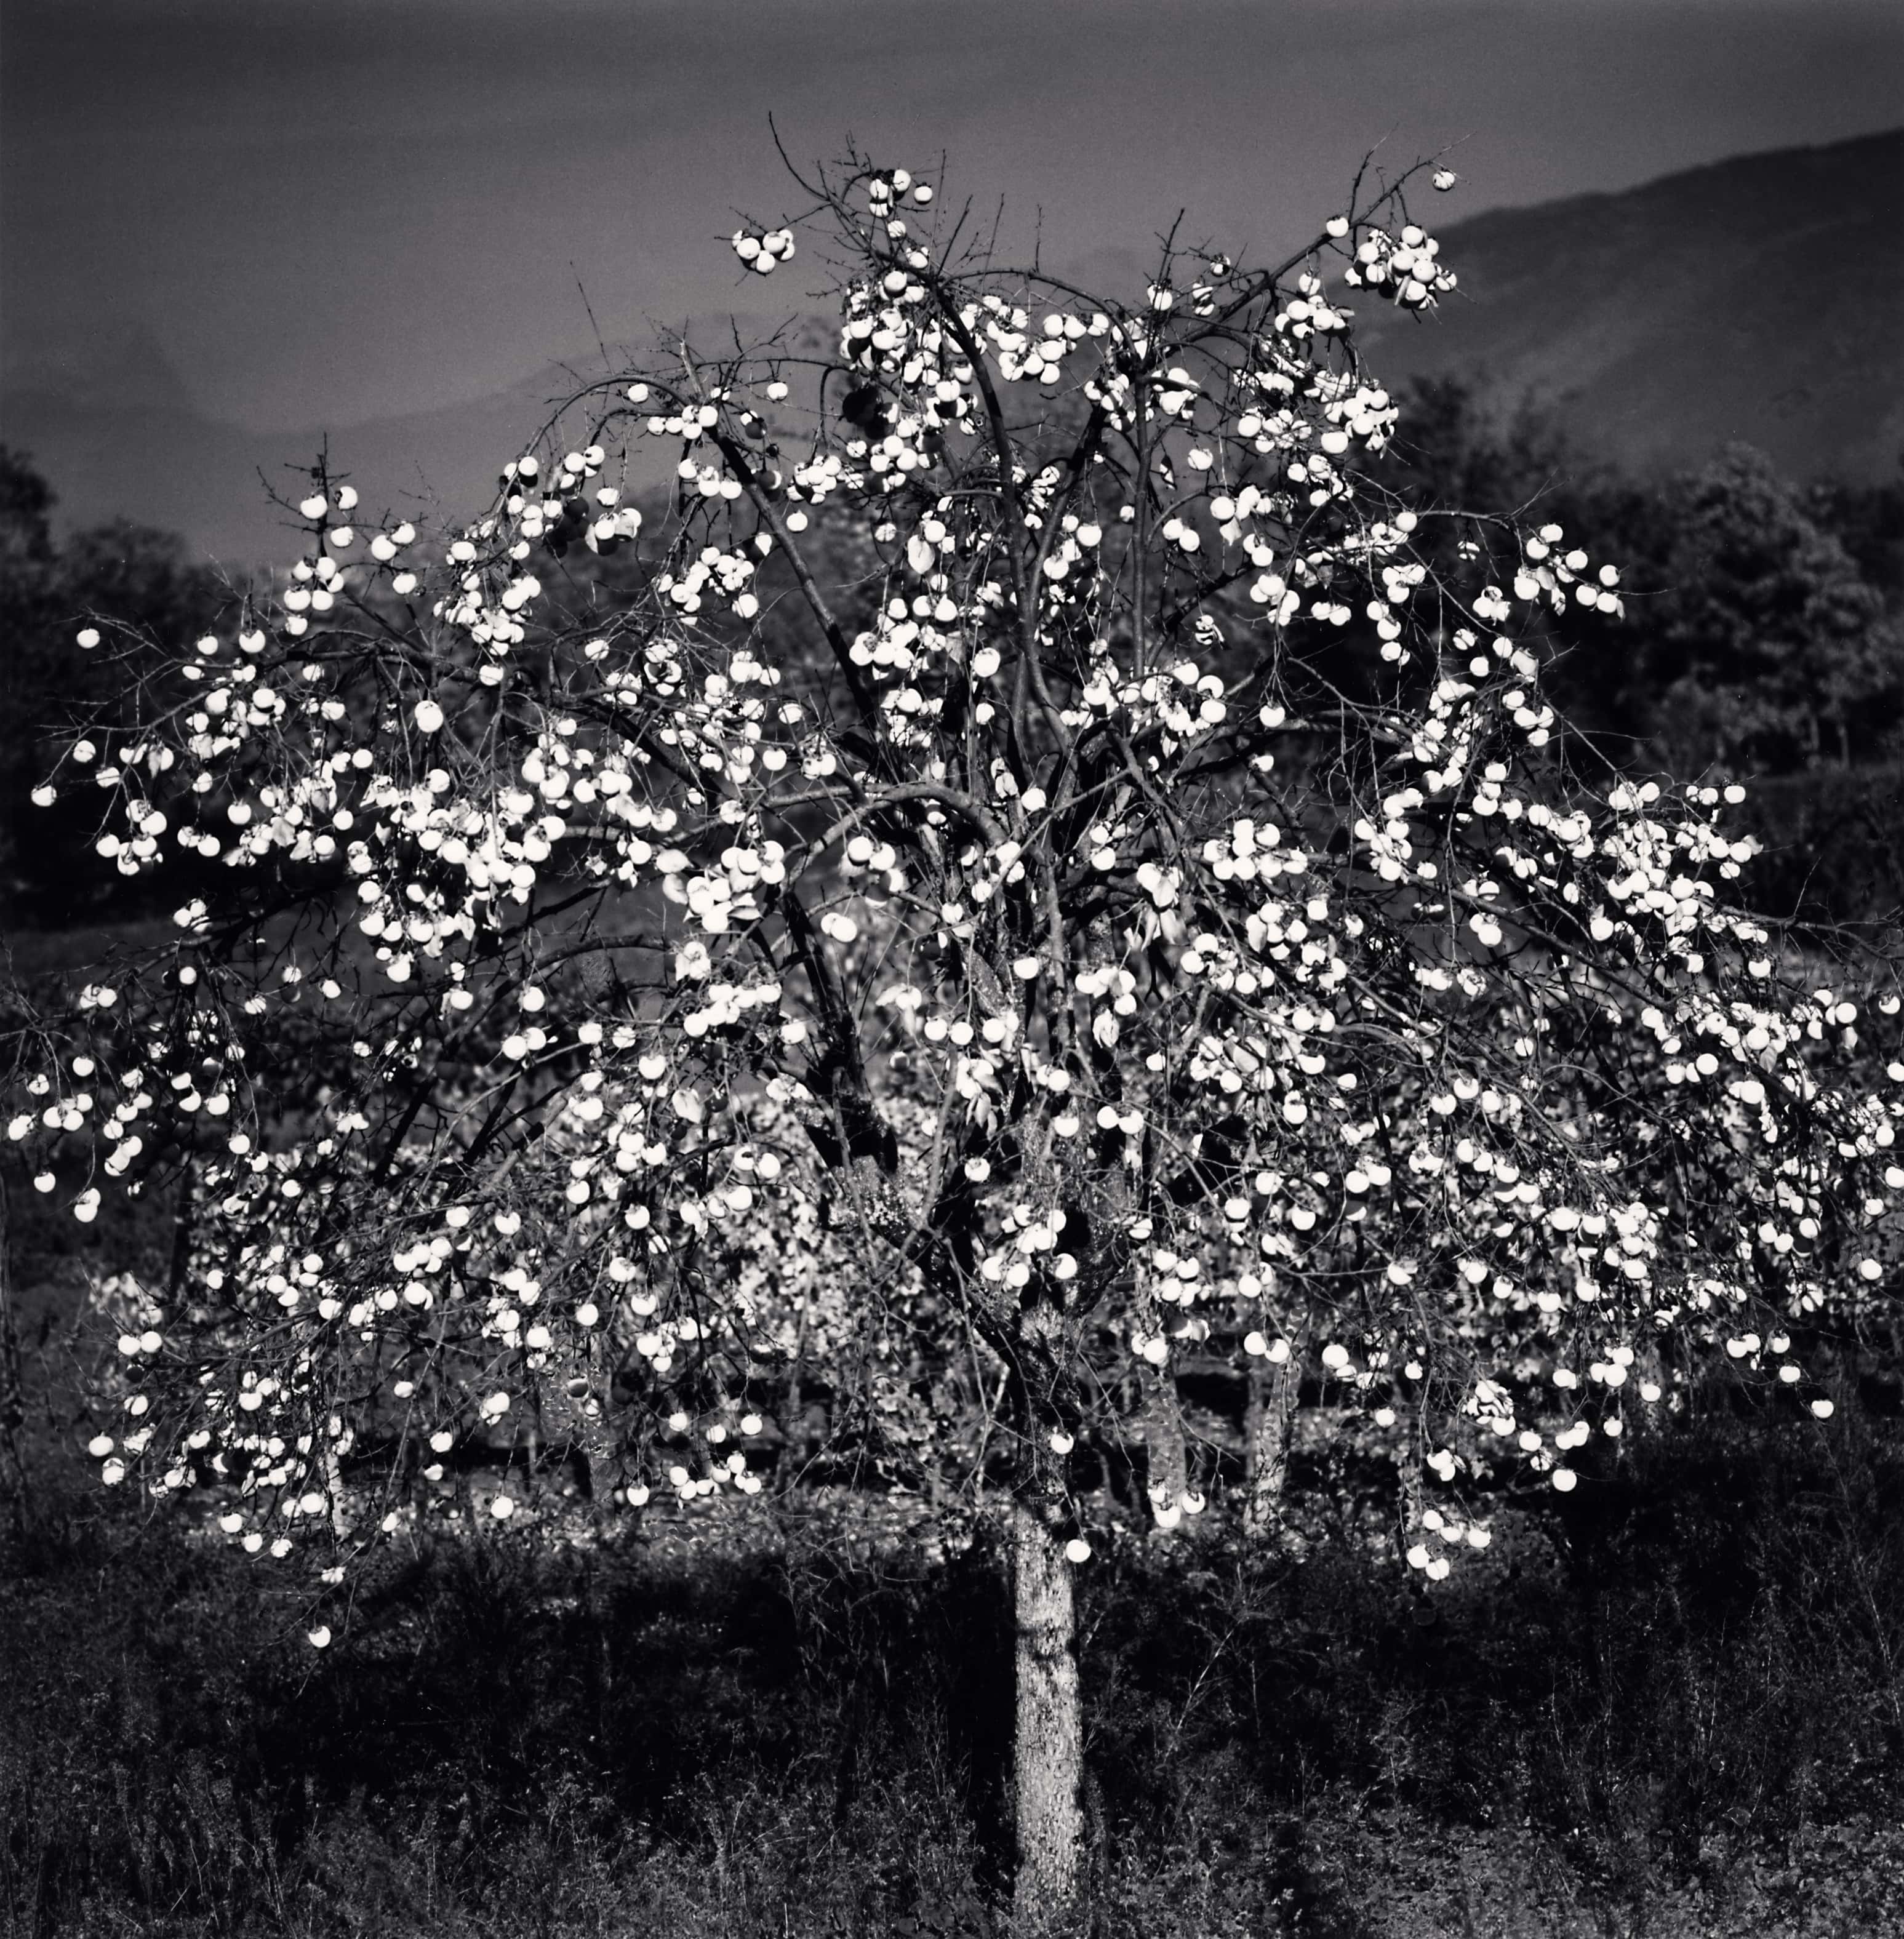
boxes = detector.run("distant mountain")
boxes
[0,321,200,417]
[0,353,665,568]
[4,131,1898,566]
[0,313,830,567]
[1355,126,1904,484]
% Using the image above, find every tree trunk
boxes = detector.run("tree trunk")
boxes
[1630,1340,1666,1437]
[1243,1350,1301,1541]
[1397,1449,1425,1562]
[1140,1361,1187,1530]
[1012,1499,1083,1929]
[775,1309,809,1490]
[322,1443,351,1540]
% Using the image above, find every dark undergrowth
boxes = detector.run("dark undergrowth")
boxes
[4,1416,1903,1938]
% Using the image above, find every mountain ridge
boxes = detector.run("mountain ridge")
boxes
[4,127,1899,566]
[1352,126,1903,483]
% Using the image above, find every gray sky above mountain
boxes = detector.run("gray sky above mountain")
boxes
[3,0,1901,434]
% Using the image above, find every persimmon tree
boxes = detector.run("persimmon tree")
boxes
[8,147,1903,1926]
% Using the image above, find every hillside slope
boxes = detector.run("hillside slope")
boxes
[1358,126,1903,482]
[0,353,654,567]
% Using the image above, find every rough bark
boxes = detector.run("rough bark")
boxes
[1140,1361,1188,1530]
[1012,1499,1083,1929]
[1397,1449,1425,1561]
[1242,1350,1302,1542]
[322,1444,351,1540]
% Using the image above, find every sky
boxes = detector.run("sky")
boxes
[2,0,1901,433]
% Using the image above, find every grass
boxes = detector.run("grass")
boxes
[4,1407,1903,1937]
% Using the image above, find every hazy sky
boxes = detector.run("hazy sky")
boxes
[4,0,1900,431]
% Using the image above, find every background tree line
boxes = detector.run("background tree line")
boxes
[1379,386,1904,926]
[0,448,235,933]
